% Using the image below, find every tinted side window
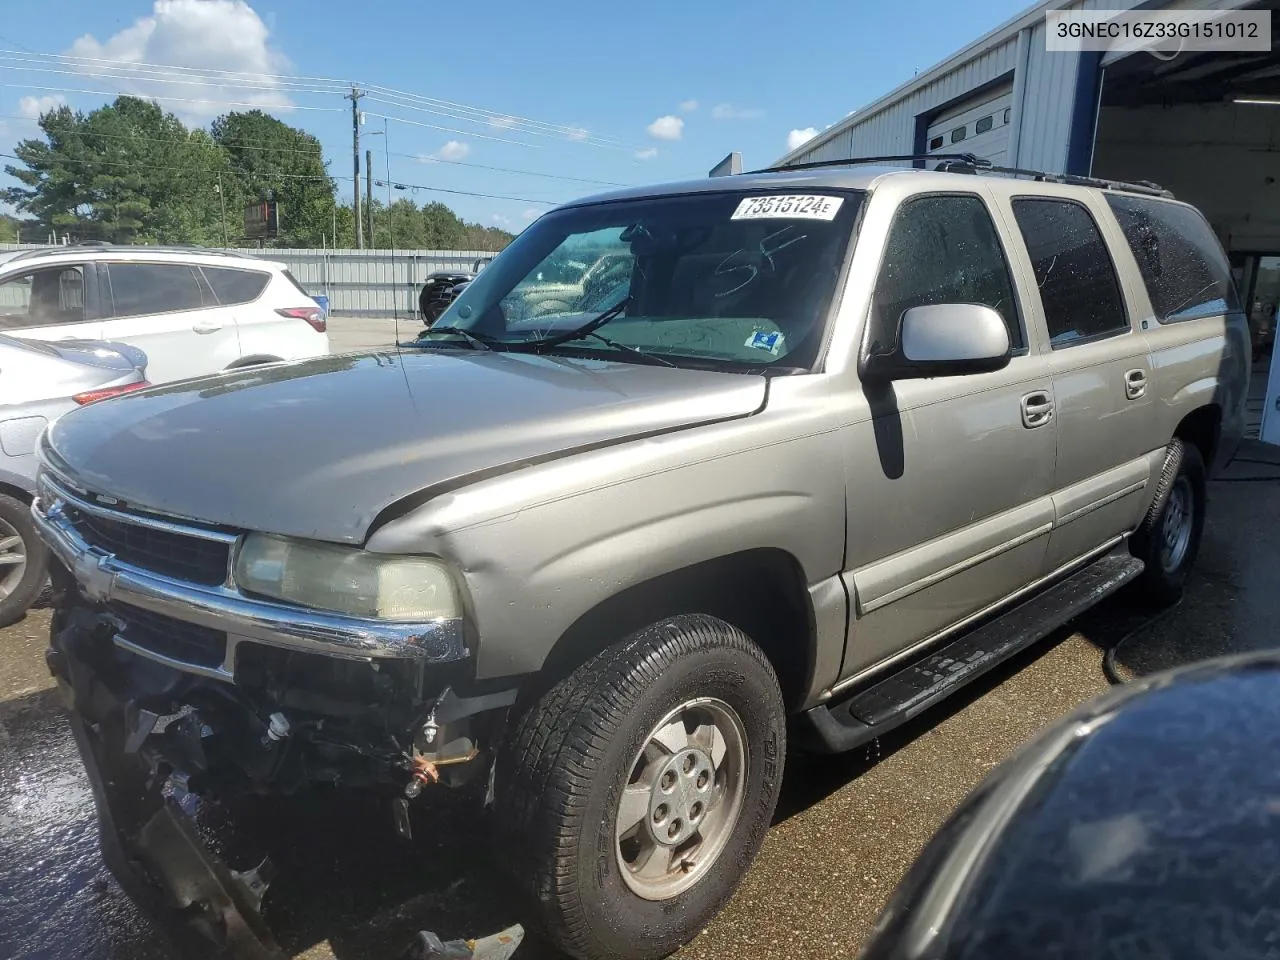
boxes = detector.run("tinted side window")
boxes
[1105,195,1241,322]
[0,266,85,329]
[869,194,1023,353]
[108,263,204,316]
[1011,199,1128,347]
[203,266,270,305]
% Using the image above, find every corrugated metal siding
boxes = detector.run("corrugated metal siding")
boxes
[1014,21,1080,172]
[0,244,499,318]
[788,37,1021,166]
[780,0,1243,176]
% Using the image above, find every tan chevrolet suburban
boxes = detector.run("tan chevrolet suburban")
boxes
[33,159,1248,960]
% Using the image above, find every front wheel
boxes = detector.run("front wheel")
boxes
[0,493,48,627]
[494,614,786,960]
[1129,438,1206,605]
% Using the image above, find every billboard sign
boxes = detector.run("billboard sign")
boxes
[243,200,280,240]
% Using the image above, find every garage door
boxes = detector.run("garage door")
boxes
[926,86,1014,168]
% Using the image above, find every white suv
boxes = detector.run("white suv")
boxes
[0,245,329,383]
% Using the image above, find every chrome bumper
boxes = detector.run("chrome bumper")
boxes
[32,490,468,683]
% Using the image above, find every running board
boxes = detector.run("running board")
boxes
[798,552,1144,754]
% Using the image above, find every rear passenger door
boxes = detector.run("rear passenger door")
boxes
[101,262,240,383]
[1003,195,1157,571]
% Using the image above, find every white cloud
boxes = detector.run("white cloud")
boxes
[711,103,764,121]
[634,146,658,160]
[566,126,589,141]
[521,207,541,220]
[678,99,698,113]
[431,140,470,162]
[787,127,819,151]
[490,213,513,227]
[646,115,683,141]
[489,116,517,129]
[65,0,292,120]
[18,94,68,119]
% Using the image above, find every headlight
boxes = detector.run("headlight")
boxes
[234,533,459,621]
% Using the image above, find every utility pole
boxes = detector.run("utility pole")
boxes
[366,148,374,249]
[216,173,228,247]
[346,84,364,249]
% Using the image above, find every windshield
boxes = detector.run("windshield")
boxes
[429,189,864,370]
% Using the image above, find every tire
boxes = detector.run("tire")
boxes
[1128,438,1206,605]
[494,614,786,960]
[0,493,48,627]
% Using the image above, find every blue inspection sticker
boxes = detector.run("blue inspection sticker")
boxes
[745,330,783,355]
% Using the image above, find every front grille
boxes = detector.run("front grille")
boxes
[64,505,231,586]
[110,602,227,668]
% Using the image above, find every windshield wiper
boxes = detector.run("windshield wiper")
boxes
[525,296,633,353]
[405,325,496,350]
[582,330,678,367]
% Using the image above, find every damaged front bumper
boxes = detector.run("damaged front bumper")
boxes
[48,601,522,959]
[34,471,523,957]
[50,606,290,958]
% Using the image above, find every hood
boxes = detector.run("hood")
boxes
[44,349,766,543]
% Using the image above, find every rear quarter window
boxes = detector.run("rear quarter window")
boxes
[1105,195,1241,323]
[202,266,270,305]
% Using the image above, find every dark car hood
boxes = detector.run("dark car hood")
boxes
[44,350,766,543]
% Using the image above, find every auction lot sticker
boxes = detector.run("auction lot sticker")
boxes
[731,195,845,221]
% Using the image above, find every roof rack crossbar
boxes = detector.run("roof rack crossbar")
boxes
[752,153,990,174]
[978,164,1173,199]
[755,154,1173,199]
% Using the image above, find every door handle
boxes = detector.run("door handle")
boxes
[1124,369,1147,400]
[192,320,222,334]
[1020,391,1054,429]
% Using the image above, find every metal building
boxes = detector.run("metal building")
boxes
[776,0,1280,443]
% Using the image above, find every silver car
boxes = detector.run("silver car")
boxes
[0,334,147,623]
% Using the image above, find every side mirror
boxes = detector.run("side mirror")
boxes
[862,303,1012,382]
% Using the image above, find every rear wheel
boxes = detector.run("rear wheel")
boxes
[1129,438,1206,605]
[0,493,48,627]
[494,614,786,960]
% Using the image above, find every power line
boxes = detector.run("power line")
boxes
[0,82,344,114]
[0,150,341,183]
[0,48,352,89]
[395,151,628,187]
[371,177,559,206]
[0,151,568,205]
[0,114,611,192]
[2,49,636,150]
[0,113,340,159]
[360,109,543,148]
[364,93,632,151]
[0,59,342,99]
[362,82,632,146]
[362,88,629,148]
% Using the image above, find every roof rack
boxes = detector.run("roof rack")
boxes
[3,242,255,260]
[753,153,987,174]
[754,154,1174,200]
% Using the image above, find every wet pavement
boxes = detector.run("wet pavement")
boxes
[2,444,1277,960]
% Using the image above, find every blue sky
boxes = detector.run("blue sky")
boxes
[0,0,1031,232]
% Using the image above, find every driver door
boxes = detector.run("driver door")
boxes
[840,189,1058,679]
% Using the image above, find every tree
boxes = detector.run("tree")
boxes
[212,110,336,247]
[2,96,230,244]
